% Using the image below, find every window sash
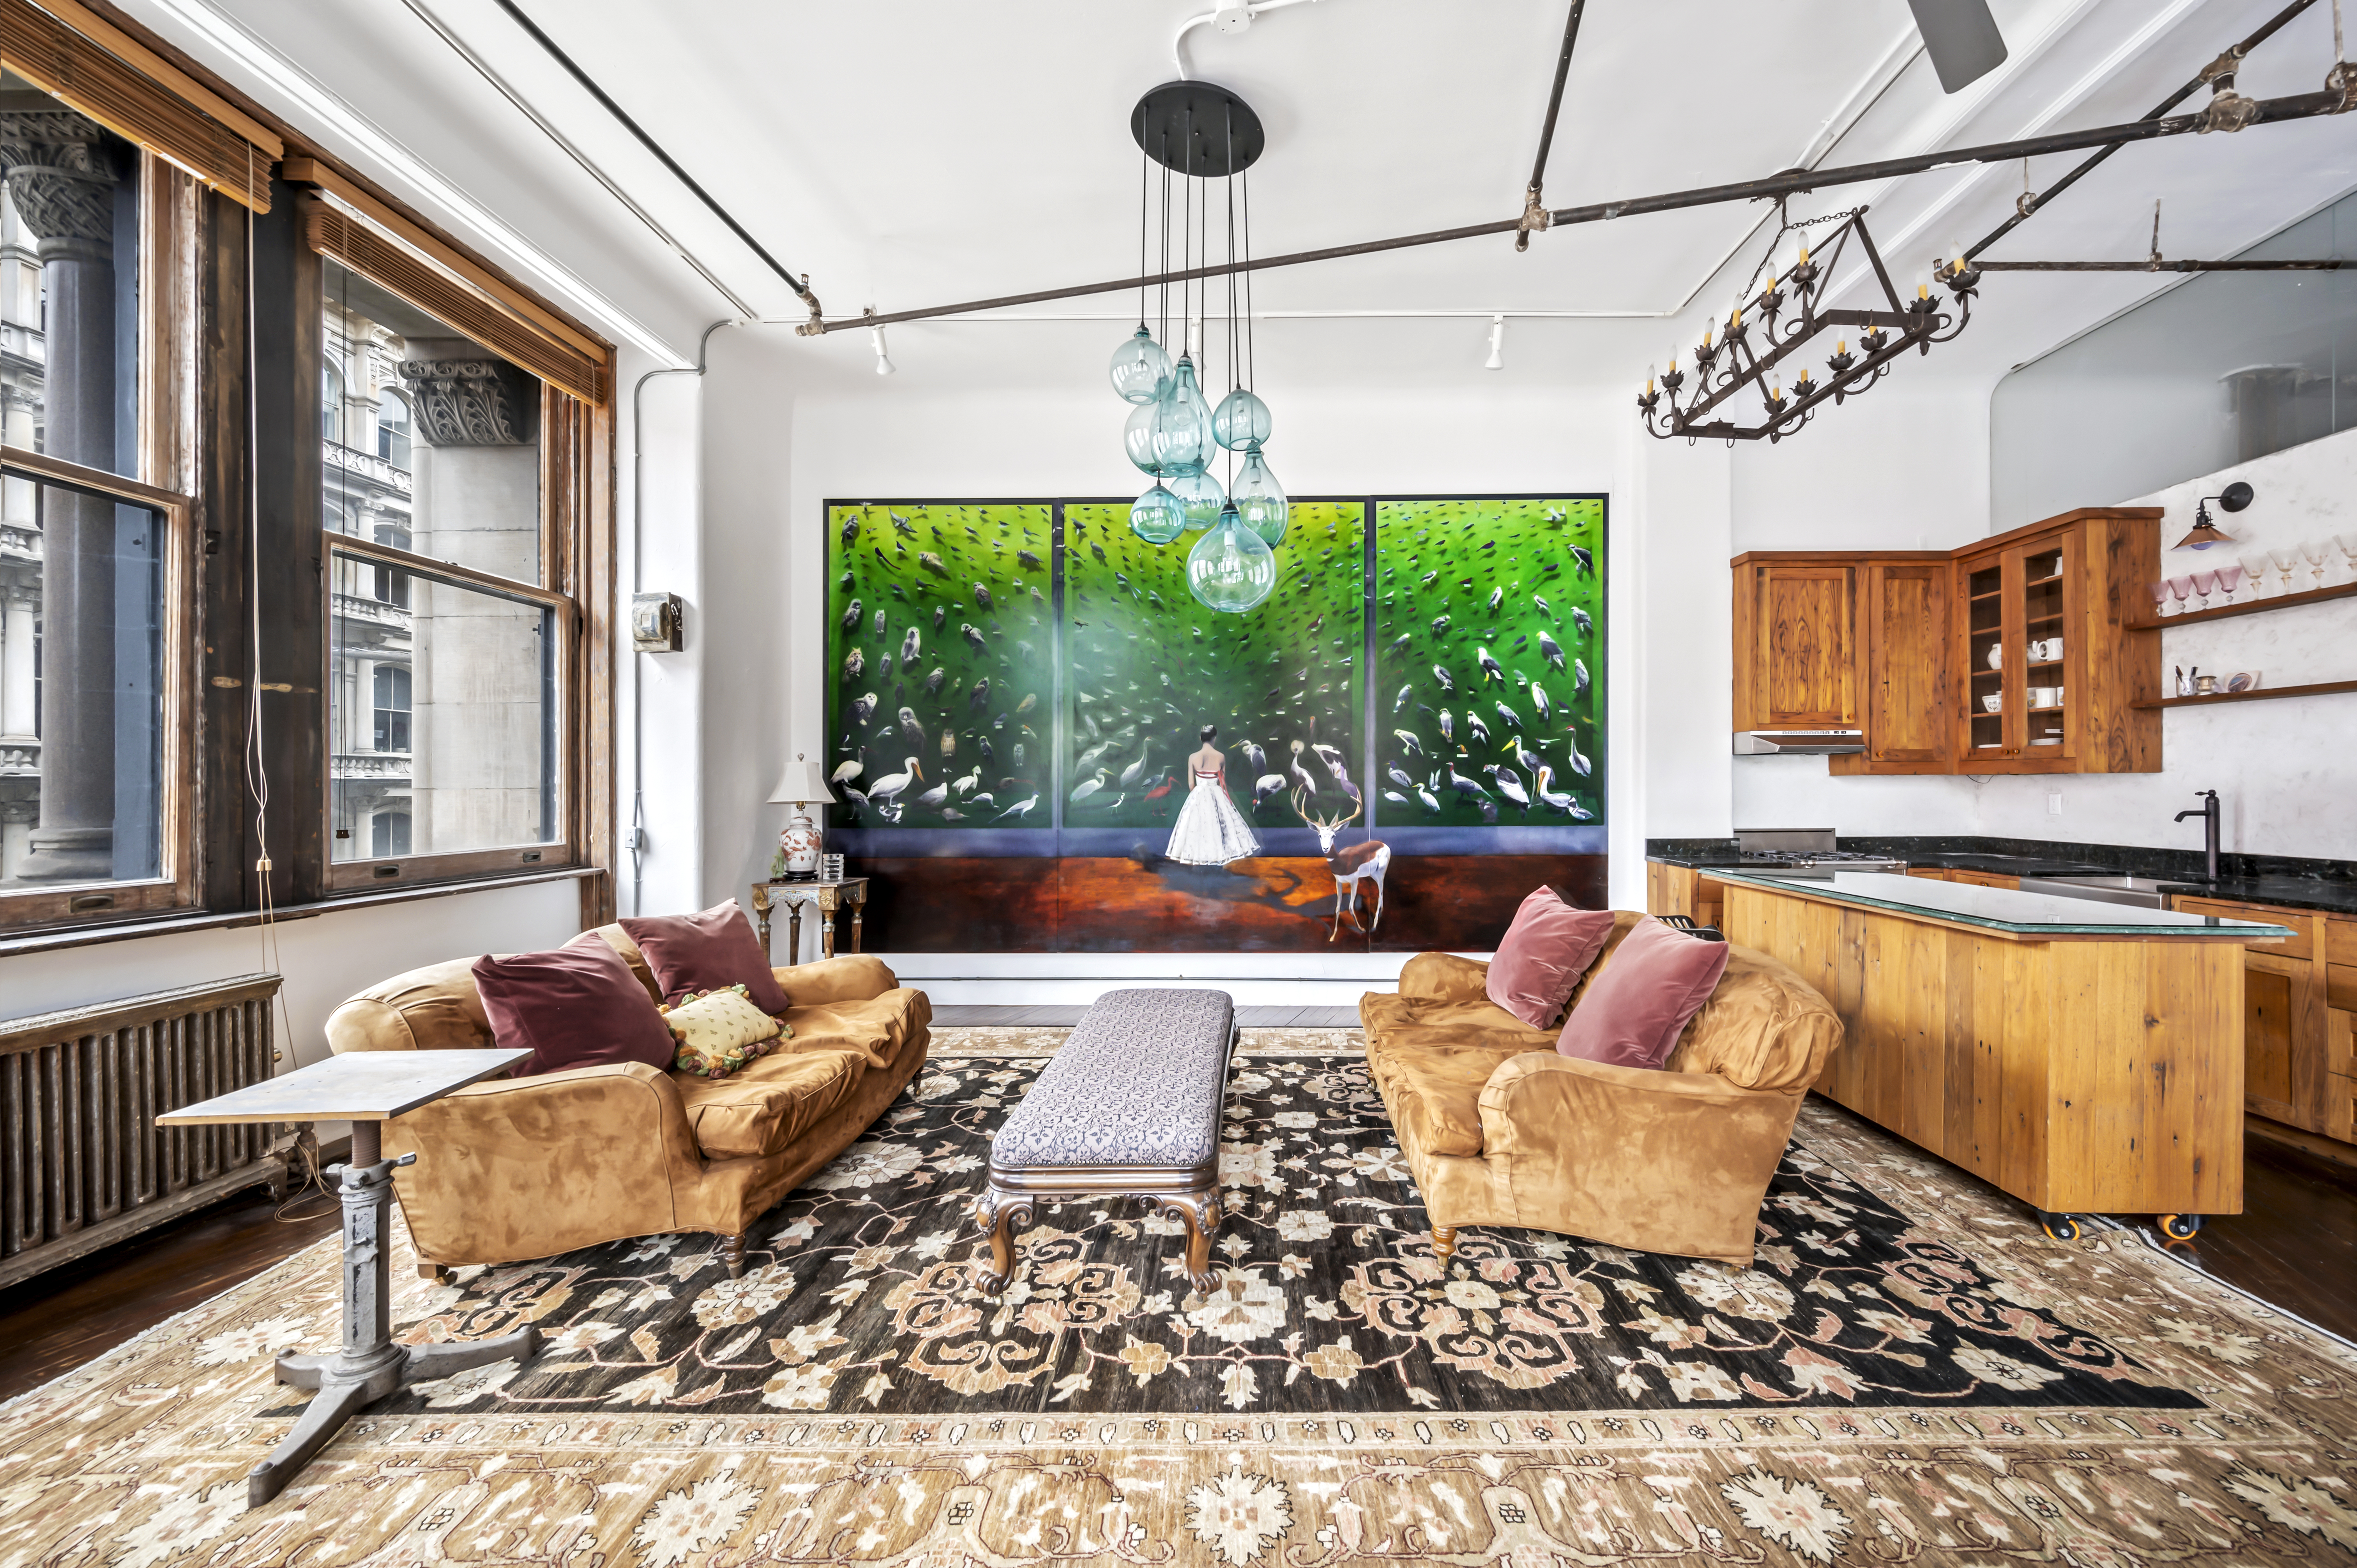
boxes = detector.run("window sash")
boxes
[322,537,576,892]
[0,446,196,927]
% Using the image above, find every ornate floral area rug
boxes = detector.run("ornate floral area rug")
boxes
[3,1026,2354,1567]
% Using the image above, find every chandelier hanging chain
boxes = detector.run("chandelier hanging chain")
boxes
[1739,196,1869,301]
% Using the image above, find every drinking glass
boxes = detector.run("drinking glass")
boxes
[2167,576,2194,614]
[2214,562,2243,606]
[2301,539,2330,586]
[2338,531,2357,578]
[2269,547,2299,593]
[2190,569,2216,611]
[2149,579,2172,619]
[2239,552,2275,600]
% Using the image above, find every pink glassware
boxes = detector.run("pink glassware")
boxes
[2167,576,2194,613]
[2214,562,2243,605]
[2190,569,2217,610]
[2149,579,2171,618]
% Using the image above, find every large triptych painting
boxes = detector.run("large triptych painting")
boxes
[822,495,1605,953]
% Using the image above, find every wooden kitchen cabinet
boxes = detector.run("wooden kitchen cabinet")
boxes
[1732,560,1857,729]
[2174,894,2356,1151]
[1730,507,2161,775]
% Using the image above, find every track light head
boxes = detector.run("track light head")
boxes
[1484,314,1505,371]
[870,323,895,376]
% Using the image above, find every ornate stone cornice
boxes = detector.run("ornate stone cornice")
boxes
[397,357,532,447]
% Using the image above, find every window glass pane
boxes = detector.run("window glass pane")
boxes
[322,258,540,584]
[2,473,163,887]
[0,72,144,480]
[330,549,555,861]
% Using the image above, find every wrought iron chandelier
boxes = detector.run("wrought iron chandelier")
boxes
[1109,80,1285,614]
[1638,208,1979,444]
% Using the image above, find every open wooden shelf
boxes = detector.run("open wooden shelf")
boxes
[2132,678,2357,710]
[2126,578,2357,631]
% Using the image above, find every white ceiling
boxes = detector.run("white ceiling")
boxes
[119,0,2357,395]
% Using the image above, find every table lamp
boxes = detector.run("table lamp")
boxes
[768,754,834,881]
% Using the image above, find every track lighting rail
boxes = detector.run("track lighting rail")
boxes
[801,83,2354,335]
[1974,258,2343,270]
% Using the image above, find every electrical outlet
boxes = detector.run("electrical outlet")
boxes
[2046,792,2064,816]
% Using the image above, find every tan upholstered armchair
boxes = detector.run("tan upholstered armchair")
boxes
[326,931,930,1278]
[1359,913,1841,1267]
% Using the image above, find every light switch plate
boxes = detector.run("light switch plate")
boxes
[2046,792,2064,816]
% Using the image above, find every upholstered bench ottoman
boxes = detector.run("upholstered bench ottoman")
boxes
[972,988,1236,1295]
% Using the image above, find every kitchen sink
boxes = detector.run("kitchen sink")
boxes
[2016,874,2179,909]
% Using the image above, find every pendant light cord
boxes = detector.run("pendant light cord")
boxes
[1138,139,1150,330]
[1242,165,1257,393]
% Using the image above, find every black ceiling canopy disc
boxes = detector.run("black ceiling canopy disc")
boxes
[1131,80,1264,177]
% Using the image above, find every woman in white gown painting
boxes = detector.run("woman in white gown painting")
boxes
[1165,725,1261,865]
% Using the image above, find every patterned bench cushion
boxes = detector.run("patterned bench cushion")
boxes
[989,989,1234,1171]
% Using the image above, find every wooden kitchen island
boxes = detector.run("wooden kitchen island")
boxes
[1717,870,2293,1238]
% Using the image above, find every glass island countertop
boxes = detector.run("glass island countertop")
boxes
[1709,870,2295,941]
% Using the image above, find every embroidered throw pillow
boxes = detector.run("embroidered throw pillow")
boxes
[663,983,790,1078]
[1485,886,1619,1029]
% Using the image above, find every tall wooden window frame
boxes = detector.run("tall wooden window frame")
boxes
[0,147,204,932]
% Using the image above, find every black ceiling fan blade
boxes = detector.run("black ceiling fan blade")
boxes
[1907,0,2009,93]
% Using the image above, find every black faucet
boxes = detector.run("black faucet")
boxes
[2175,789,2221,883]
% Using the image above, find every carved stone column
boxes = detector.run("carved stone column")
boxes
[0,580,35,742]
[1,102,121,881]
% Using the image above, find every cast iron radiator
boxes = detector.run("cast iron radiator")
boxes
[0,973,289,1291]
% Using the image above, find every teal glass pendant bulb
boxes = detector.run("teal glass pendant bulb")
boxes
[1230,441,1287,544]
[1122,396,1165,476]
[1155,356,1214,475]
[1169,468,1226,531]
[1129,482,1186,544]
[1212,386,1272,450]
[1109,325,1172,404]
[1187,501,1278,614]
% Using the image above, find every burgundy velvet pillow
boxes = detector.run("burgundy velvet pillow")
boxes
[619,900,791,1013]
[1555,916,1732,1070]
[1485,887,1618,1028]
[474,932,676,1077]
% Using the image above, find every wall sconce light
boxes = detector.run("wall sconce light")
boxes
[2175,479,2252,549]
[1484,314,1505,371]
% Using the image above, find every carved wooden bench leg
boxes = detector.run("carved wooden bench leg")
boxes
[1160,1190,1222,1294]
[717,1232,747,1278]
[1432,1225,1458,1268]
[972,1188,1032,1296]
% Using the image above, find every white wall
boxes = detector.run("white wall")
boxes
[660,322,1710,976]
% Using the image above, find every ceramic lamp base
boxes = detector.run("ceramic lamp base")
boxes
[779,808,824,883]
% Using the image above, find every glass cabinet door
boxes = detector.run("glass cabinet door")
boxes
[1959,534,2076,766]
[1964,558,2006,759]
[2020,539,2071,759]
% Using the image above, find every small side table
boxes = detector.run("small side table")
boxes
[158,1048,538,1508]
[751,876,869,965]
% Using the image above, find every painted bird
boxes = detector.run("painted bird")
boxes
[1393,729,1423,758]
[1431,614,1451,636]
[1495,700,1523,729]
[831,759,864,785]
[1533,595,1553,620]
[1286,740,1320,797]
[952,767,980,794]
[1437,708,1454,743]
[873,609,888,638]
[1240,741,1268,777]
[1570,545,1594,575]
[847,691,878,727]
[1487,764,1530,810]
[1571,607,1593,637]
[915,780,949,809]
[841,599,863,632]
[1538,630,1565,671]
[1487,585,1504,613]
[1386,763,1418,791]
[961,623,987,654]
[1565,736,1593,777]
[1069,769,1111,806]
[1144,773,1177,805]
[969,677,991,712]
[973,582,994,611]
[993,794,1038,821]
[933,606,947,631]
[900,627,921,667]
[1431,664,1455,694]
[1446,762,1492,801]
[1383,789,1408,804]
[1465,713,1491,747]
[1476,646,1504,683]
[1253,773,1287,807]
[1415,785,1442,814]
[924,666,947,697]
[842,648,865,683]
[1573,657,1592,696]
[868,757,924,809]
[898,707,926,750]
[1531,683,1551,723]
[1118,741,1153,789]
[1394,684,1414,713]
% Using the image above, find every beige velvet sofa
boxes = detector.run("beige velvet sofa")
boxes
[325,930,930,1278]
[1359,912,1841,1268]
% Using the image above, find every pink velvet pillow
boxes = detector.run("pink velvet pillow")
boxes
[474,932,676,1077]
[1485,887,1618,1028]
[1556,916,1731,1070]
[619,900,791,1013]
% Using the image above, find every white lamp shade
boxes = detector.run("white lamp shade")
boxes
[768,758,834,805]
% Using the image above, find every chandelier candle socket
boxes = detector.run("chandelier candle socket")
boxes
[1638,211,1974,444]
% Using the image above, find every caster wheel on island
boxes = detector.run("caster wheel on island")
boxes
[2038,1211,2081,1242]
[2158,1213,2203,1242]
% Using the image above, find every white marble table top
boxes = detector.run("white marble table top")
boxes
[155,1049,531,1125]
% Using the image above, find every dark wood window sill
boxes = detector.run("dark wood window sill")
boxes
[0,865,600,958]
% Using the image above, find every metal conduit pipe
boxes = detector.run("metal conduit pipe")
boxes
[1516,0,1587,250]
[802,82,2357,335]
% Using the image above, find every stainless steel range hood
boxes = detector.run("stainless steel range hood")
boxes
[1733,729,1865,756]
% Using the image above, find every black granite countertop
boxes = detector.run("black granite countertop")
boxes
[1645,837,2357,917]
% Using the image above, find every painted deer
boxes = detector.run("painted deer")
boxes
[1292,788,1391,941]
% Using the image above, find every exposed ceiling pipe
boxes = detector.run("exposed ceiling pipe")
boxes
[489,0,823,321]
[1965,0,2318,260]
[1514,0,1586,251]
[1174,0,1325,79]
[803,83,2356,335]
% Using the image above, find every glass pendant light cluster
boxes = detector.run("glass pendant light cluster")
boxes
[1108,80,1285,612]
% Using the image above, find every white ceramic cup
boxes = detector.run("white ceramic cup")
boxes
[1981,692,2003,713]
[2031,688,2058,708]
[1986,644,2004,670]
